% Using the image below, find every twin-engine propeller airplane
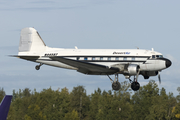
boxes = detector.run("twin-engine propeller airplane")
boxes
[14,27,172,91]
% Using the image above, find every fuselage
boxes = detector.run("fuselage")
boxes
[18,47,171,76]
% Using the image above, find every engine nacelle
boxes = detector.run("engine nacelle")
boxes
[127,64,140,75]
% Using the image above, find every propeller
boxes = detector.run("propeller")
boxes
[158,71,161,84]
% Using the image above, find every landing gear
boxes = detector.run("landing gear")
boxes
[108,74,121,91]
[129,76,140,91]
[107,74,140,91]
[35,63,43,70]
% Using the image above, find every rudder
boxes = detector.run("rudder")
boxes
[19,27,46,53]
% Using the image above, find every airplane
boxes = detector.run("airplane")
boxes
[13,27,172,91]
[0,95,12,120]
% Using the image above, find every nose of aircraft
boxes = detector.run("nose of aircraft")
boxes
[166,59,172,68]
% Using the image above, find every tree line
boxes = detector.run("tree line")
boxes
[0,80,180,120]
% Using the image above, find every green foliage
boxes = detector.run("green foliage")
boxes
[2,80,180,120]
[64,109,79,120]
[0,87,5,101]
[25,104,47,120]
[70,85,90,120]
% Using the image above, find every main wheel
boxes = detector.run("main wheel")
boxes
[35,65,40,70]
[112,81,121,91]
[131,82,140,91]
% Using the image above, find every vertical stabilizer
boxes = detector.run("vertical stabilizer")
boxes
[19,27,46,54]
[0,95,12,120]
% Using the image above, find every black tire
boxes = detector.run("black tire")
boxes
[112,81,121,91]
[131,82,140,91]
[35,65,40,70]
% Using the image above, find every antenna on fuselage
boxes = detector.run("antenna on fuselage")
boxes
[75,46,78,49]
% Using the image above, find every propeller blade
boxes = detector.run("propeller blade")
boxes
[158,71,161,84]
[136,69,141,81]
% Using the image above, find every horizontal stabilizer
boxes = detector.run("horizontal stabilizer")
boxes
[11,55,40,62]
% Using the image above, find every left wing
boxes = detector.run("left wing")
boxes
[50,57,119,75]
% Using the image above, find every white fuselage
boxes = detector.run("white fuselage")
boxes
[17,27,171,80]
[18,47,167,72]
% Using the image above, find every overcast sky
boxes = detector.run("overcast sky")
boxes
[0,0,180,95]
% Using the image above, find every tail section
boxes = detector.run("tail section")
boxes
[19,27,46,55]
[0,95,12,120]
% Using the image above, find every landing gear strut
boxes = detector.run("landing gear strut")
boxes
[129,76,140,91]
[35,63,43,70]
[108,74,121,91]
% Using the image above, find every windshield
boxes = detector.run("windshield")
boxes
[156,55,163,58]
[152,55,163,59]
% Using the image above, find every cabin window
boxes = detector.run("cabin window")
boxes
[100,57,103,60]
[92,57,95,60]
[132,57,135,61]
[108,57,111,60]
[115,57,119,60]
[124,57,127,60]
[152,55,155,58]
[84,57,87,60]
[77,57,80,60]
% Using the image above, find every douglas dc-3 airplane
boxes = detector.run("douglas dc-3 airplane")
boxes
[14,27,172,91]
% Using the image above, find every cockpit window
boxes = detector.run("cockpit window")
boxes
[156,55,163,58]
[152,55,163,59]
